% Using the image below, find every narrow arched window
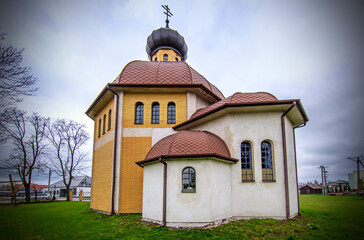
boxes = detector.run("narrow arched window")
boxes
[167,102,176,124]
[98,119,101,138]
[151,102,160,124]
[241,142,253,181]
[102,114,106,134]
[163,54,168,62]
[135,102,144,124]
[182,167,196,192]
[175,57,178,62]
[108,109,112,131]
[154,57,157,61]
[261,141,274,181]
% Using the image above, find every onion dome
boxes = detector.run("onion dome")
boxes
[146,27,188,61]
[137,131,237,164]
[115,61,224,100]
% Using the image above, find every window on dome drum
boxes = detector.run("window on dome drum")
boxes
[241,142,253,181]
[135,102,144,124]
[261,141,274,181]
[108,109,112,131]
[167,102,176,124]
[102,114,106,134]
[98,119,101,138]
[175,57,178,62]
[151,102,160,124]
[154,57,157,61]
[163,54,168,62]
[182,167,196,193]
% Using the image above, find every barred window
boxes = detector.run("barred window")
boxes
[135,102,144,124]
[102,114,106,135]
[108,109,112,131]
[167,102,176,124]
[163,54,168,62]
[151,102,160,124]
[241,142,253,181]
[182,167,196,193]
[261,141,274,181]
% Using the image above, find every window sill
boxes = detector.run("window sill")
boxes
[181,189,196,193]
[263,180,276,183]
[242,180,255,183]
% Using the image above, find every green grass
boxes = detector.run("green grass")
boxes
[0,195,363,239]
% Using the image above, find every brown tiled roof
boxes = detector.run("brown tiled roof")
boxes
[189,92,278,120]
[299,184,322,190]
[115,61,224,99]
[137,130,238,165]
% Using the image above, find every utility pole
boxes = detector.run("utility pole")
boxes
[48,168,51,194]
[320,166,328,195]
[348,155,364,190]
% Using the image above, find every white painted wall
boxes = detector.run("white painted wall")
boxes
[142,163,164,221]
[191,111,298,218]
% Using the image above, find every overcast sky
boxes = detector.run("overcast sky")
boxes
[0,0,363,185]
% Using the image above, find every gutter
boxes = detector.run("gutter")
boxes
[160,158,167,227]
[281,102,296,219]
[107,86,120,215]
[293,122,306,216]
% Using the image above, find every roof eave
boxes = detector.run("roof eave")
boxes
[174,100,309,130]
[136,153,238,167]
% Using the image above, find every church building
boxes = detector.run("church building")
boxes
[86,14,308,227]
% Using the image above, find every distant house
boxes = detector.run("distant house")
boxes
[329,180,350,193]
[299,184,322,194]
[348,170,364,190]
[45,176,91,198]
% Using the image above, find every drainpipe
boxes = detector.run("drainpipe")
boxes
[107,86,119,215]
[281,102,296,219]
[160,157,167,226]
[293,122,306,216]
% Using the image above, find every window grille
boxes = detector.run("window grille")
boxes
[182,167,196,192]
[135,102,144,124]
[167,102,176,124]
[151,102,160,124]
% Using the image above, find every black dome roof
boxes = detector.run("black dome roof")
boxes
[146,27,188,61]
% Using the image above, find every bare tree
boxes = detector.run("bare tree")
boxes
[47,119,89,201]
[0,108,49,202]
[0,33,38,108]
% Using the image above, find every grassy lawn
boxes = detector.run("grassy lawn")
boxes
[0,195,363,240]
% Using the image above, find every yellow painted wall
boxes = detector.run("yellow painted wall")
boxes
[122,92,187,128]
[91,140,113,213]
[95,99,115,141]
[119,137,151,213]
[152,49,182,62]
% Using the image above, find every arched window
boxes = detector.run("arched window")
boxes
[163,54,168,62]
[108,109,112,131]
[98,119,101,138]
[154,57,157,61]
[241,142,253,181]
[151,102,160,124]
[167,102,176,124]
[102,114,106,134]
[135,102,144,124]
[182,167,196,192]
[175,57,178,62]
[261,141,274,181]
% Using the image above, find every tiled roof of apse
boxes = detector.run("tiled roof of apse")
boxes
[115,61,224,100]
[139,130,238,164]
[189,92,278,120]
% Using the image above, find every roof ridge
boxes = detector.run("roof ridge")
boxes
[185,62,193,84]
[155,61,161,83]
[167,131,178,155]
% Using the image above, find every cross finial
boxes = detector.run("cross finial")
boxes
[162,5,173,28]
